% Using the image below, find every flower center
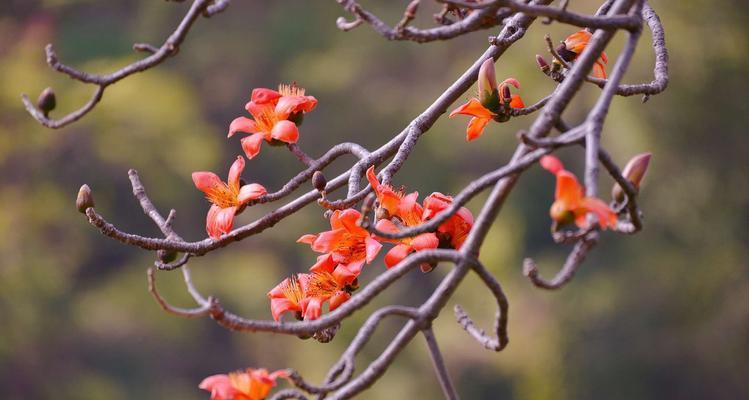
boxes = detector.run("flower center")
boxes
[204,182,239,209]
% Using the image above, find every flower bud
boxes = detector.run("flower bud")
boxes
[611,153,652,203]
[312,171,327,192]
[478,58,499,110]
[37,87,56,116]
[612,152,651,202]
[157,249,178,264]
[535,54,550,73]
[76,184,95,213]
[501,85,512,103]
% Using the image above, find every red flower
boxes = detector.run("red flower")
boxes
[449,78,524,142]
[540,155,617,229]
[268,270,352,321]
[199,368,288,400]
[562,30,608,79]
[192,156,267,239]
[297,209,382,278]
[422,192,474,249]
[228,84,317,159]
[366,166,424,223]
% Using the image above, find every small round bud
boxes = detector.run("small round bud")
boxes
[157,249,178,264]
[312,171,327,192]
[76,184,95,213]
[37,87,56,116]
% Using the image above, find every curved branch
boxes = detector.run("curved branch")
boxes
[22,0,225,129]
[523,231,599,290]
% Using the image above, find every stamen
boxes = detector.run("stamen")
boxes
[278,82,306,97]
[281,274,305,305]
[306,271,340,298]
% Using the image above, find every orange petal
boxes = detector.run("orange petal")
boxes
[206,205,236,239]
[366,166,380,192]
[297,234,317,244]
[466,116,491,142]
[270,297,300,321]
[564,30,592,54]
[384,244,412,268]
[509,94,525,109]
[311,228,346,253]
[328,291,351,311]
[450,98,495,118]
[556,170,584,206]
[270,120,299,143]
[411,233,439,251]
[240,133,265,160]
[580,197,617,229]
[309,253,336,274]
[228,116,258,138]
[593,61,607,79]
[303,297,323,321]
[365,236,383,264]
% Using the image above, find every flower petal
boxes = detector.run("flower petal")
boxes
[228,116,258,138]
[593,60,607,79]
[270,297,300,321]
[384,244,412,269]
[237,183,267,204]
[540,155,565,175]
[227,156,245,190]
[312,229,347,253]
[556,170,584,206]
[303,298,323,321]
[580,197,617,229]
[449,98,495,118]
[329,291,351,311]
[192,172,222,194]
[297,234,318,244]
[241,133,265,160]
[270,120,299,143]
[411,233,439,251]
[466,116,491,142]
[251,88,282,104]
[310,253,336,274]
[365,236,383,264]
[510,94,525,109]
[275,95,317,118]
[199,374,237,400]
[207,206,236,239]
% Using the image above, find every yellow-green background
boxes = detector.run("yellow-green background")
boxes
[1,1,747,399]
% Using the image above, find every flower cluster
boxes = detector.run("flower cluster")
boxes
[193,84,317,239]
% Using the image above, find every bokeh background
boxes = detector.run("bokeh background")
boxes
[1,1,747,399]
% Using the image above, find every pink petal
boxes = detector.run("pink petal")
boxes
[237,183,267,204]
[303,298,323,320]
[270,297,299,321]
[297,234,317,244]
[199,374,237,400]
[540,155,564,175]
[228,116,258,138]
[328,291,351,311]
[251,88,282,104]
[332,264,357,286]
[241,133,265,160]
[341,260,365,276]
[270,120,299,143]
[227,156,245,189]
[192,172,222,194]
[310,253,336,274]
[207,206,236,239]
[311,228,346,253]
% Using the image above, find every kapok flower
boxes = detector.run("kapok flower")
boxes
[375,218,439,269]
[199,368,288,400]
[228,83,317,159]
[422,192,474,249]
[297,209,382,278]
[540,155,617,229]
[268,270,352,321]
[366,166,424,223]
[192,156,267,239]
[267,273,310,321]
[449,59,524,141]
[558,30,608,79]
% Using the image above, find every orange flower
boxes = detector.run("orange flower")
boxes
[192,156,267,239]
[228,83,317,159]
[449,59,524,142]
[374,193,439,269]
[422,192,474,249]
[540,155,617,229]
[366,166,425,224]
[297,209,382,278]
[267,270,351,321]
[199,368,288,400]
[561,30,608,79]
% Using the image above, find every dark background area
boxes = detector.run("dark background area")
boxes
[0,1,747,399]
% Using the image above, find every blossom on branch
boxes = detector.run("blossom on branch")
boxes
[192,156,267,239]
[540,155,616,230]
[375,198,439,269]
[228,83,317,159]
[422,192,474,249]
[199,368,288,400]
[449,58,524,141]
[268,271,351,321]
[297,209,382,278]
[557,30,608,79]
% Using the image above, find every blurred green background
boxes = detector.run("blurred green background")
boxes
[1,1,747,399]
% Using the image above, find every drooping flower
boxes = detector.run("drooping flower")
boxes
[558,30,608,79]
[297,209,382,278]
[228,83,317,159]
[192,156,267,239]
[449,59,524,141]
[422,192,474,249]
[199,368,288,400]
[540,155,617,229]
